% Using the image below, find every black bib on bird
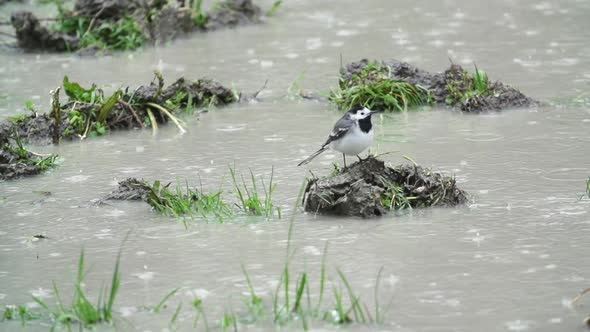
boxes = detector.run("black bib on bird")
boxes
[358,116,372,133]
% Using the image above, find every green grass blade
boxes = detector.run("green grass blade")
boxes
[154,288,180,313]
[96,90,121,123]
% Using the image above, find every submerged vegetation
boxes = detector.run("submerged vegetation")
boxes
[102,166,281,222]
[303,156,468,217]
[330,61,432,112]
[1,248,123,330]
[0,72,238,180]
[10,0,276,53]
[2,186,391,330]
[334,59,538,113]
[445,64,490,105]
[229,165,281,218]
[0,128,58,180]
[580,177,590,200]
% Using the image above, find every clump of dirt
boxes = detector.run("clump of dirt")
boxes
[0,74,239,180]
[10,0,265,53]
[0,74,238,145]
[339,59,538,113]
[204,0,262,30]
[11,11,79,51]
[102,178,152,201]
[303,156,468,218]
[0,131,58,180]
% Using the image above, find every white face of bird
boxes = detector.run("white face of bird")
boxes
[349,107,374,120]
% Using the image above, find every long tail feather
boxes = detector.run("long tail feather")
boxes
[297,147,328,166]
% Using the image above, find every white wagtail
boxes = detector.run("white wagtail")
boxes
[298,106,383,167]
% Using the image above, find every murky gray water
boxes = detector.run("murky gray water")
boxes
[1,0,590,331]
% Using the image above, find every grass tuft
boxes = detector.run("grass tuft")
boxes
[266,0,283,16]
[329,61,431,112]
[229,165,281,219]
[1,305,41,326]
[579,177,590,200]
[147,180,232,222]
[445,63,492,106]
[26,238,126,330]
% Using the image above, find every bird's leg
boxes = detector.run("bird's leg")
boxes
[343,153,347,168]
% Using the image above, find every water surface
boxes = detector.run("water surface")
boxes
[1,0,589,331]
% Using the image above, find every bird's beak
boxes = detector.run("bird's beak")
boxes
[370,109,384,114]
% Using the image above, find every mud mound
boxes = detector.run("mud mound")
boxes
[205,0,262,30]
[10,0,265,52]
[0,74,239,180]
[339,59,538,113]
[11,11,79,51]
[0,75,238,145]
[102,178,152,201]
[0,149,43,180]
[0,132,57,181]
[303,156,468,218]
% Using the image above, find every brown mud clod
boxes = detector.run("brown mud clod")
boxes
[303,156,468,218]
[0,74,239,180]
[338,59,539,113]
[101,178,153,202]
[10,0,266,53]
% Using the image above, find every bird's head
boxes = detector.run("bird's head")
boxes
[348,106,383,120]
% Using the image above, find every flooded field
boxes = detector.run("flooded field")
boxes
[1,0,590,331]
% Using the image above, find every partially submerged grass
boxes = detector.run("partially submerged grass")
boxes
[1,305,41,326]
[51,3,145,51]
[266,0,283,16]
[105,164,282,223]
[379,177,413,211]
[237,181,388,329]
[329,61,431,112]
[22,243,124,330]
[146,180,232,222]
[445,63,491,106]
[61,74,188,139]
[229,165,281,219]
[1,130,59,180]
[580,177,590,200]
[1,73,236,145]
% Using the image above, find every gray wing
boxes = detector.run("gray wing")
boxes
[321,113,354,148]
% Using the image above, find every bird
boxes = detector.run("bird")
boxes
[298,106,383,168]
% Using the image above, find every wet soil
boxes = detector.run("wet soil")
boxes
[0,75,238,180]
[101,178,152,202]
[303,156,468,218]
[341,59,539,112]
[10,0,264,53]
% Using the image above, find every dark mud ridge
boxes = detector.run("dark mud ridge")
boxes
[0,74,239,180]
[11,0,265,53]
[101,178,153,202]
[303,156,468,218]
[336,59,539,113]
[0,133,57,180]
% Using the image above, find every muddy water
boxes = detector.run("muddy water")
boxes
[1,0,590,331]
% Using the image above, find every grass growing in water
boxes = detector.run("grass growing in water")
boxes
[2,130,59,172]
[147,180,232,222]
[1,305,41,326]
[28,245,124,330]
[51,3,145,51]
[229,165,281,219]
[266,0,283,16]
[61,74,190,139]
[580,177,590,200]
[237,181,388,329]
[445,64,491,106]
[329,61,431,112]
[379,177,413,210]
